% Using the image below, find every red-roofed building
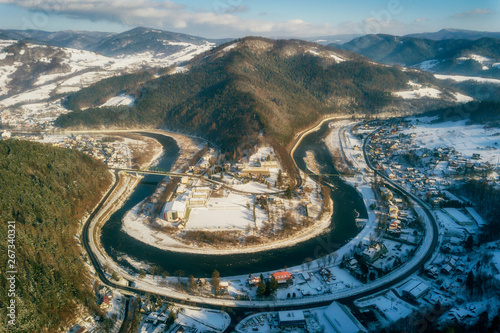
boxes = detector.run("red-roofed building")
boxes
[99,295,110,310]
[271,271,293,284]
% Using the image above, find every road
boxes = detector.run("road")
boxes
[114,168,286,195]
[80,122,440,329]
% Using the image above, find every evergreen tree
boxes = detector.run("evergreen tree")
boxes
[212,270,221,295]
[466,271,474,294]
[166,311,176,327]
[256,280,267,297]
[188,275,197,293]
[268,276,279,296]
[489,314,500,332]
[277,169,283,187]
[464,235,474,250]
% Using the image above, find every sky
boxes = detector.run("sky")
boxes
[0,0,498,38]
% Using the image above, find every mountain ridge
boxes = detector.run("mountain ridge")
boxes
[338,34,500,78]
[406,28,500,41]
[55,37,462,152]
[0,26,230,57]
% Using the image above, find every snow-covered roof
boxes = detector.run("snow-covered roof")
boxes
[278,310,305,324]
[324,301,367,333]
[465,207,487,227]
[402,279,430,299]
[162,197,187,214]
[443,208,472,224]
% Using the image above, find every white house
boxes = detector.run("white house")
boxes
[161,197,187,222]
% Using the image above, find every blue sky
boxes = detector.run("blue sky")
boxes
[0,0,498,37]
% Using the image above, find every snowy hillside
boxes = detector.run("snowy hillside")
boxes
[415,53,500,73]
[393,81,473,103]
[0,39,215,129]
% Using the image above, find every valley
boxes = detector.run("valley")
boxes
[1,24,499,333]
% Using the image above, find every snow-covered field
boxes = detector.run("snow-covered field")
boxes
[417,59,440,71]
[187,193,253,230]
[457,54,493,70]
[393,81,473,102]
[394,86,443,99]
[402,118,500,165]
[174,306,230,332]
[434,74,500,85]
[100,94,135,107]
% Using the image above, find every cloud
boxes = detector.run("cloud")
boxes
[414,17,429,23]
[0,0,349,37]
[452,8,493,19]
[0,0,429,38]
[223,5,249,14]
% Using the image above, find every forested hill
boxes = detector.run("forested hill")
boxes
[339,34,500,77]
[56,37,456,151]
[0,140,112,332]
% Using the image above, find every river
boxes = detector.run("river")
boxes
[100,125,366,277]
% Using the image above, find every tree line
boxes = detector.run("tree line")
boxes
[0,140,112,332]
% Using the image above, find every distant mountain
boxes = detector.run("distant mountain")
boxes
[0,29,113,49]
[88,26,224,56]
[0,27,229,57]
[56,37,462,153]
[406,28,500,41]
[300,34,361,46]
[339,34,500,78]
[0,37,214,102]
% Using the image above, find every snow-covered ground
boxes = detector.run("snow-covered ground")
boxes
[434,74,500,85]
[392,80,473,102]
[231,146,283,194]
[417,59,440,71]
[79,120,444,318]
[401,118,500,165]
[394,86,443,99]
[187,193,253,230]
[305,47,346,63]
[174,306,230,332]
[100,94,135,107]
[457,54,493,70]
[324,121,379,251]
[0,40,215,129]
[121,177,333,255]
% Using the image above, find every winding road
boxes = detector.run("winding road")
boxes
[80,123,440,329]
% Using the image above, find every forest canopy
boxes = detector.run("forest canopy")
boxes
[0,140,111,332]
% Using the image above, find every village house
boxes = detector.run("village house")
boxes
[247,275,261,287]
[240,167,271,177]
[271,271,293,285]
[401,279,430,301]
[277,311,306,329]
[219,281,229,294]
[362,243,388,263]
[99,294,110,310]
[161,197,187,222]
[259,160,279,168]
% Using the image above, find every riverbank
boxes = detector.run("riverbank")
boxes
[158,131,206,172]
[82,129,203,272]
[121,172,334,255]
[59,128,204,172]
[83,120,438,311]
[322,122,382,261]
